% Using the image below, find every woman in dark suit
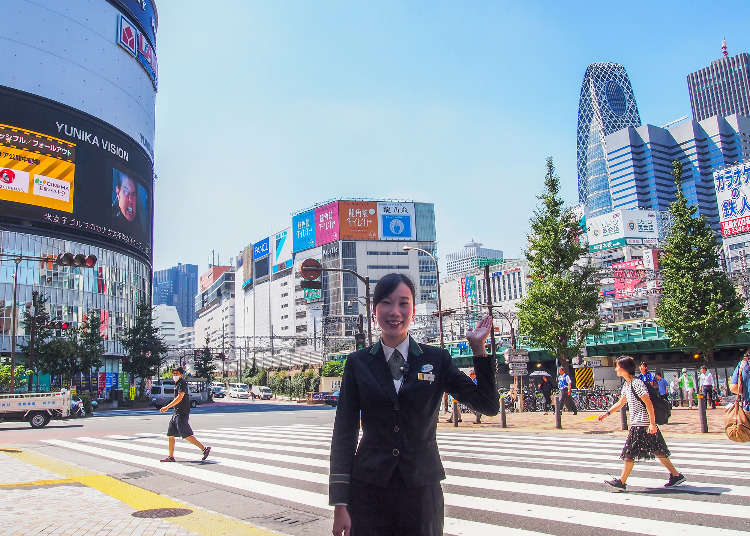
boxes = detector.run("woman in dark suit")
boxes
[330,273,499,536]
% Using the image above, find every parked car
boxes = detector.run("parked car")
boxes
[211,386,226,399]
[228,386,250,399]
[150,379,208,408]
[251,385,273,400]
[325,390,340,407]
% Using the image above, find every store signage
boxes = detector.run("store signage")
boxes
[715,162,750,237]
[117,14,158,88]
[253,237,270,259]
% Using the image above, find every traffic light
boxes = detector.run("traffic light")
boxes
[56,253,97,267]
[46,321,69,330]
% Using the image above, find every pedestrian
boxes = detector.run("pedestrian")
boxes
[679,368,696,409]
[557,366,577,415]
[159,367,211,463]
[446,393,462,423]
[729,350,750,409]
[699,365,715,409]
[598,356,685,492]
[539,375,553,413]
[639,361,655,387]
[329,273,499,536]
[655,372,669,401]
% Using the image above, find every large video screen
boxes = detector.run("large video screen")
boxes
[0,86,153,259]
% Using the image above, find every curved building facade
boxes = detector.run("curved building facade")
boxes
[577,62,641,217]
[0,1,158,369]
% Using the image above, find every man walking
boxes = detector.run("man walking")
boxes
[539,375,553,414]
[557,366,577,415]
[699,365,715,409]
[159,367,211,462]
[679,368,695,409]
[655,372,669,401]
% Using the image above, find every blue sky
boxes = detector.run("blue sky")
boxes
[152,1,749,273]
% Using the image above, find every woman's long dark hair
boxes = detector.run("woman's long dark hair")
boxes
[373,273,416,308]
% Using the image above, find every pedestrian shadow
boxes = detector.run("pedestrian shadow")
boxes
[0,424,84,431]
[634,485,730,496]
[181,460,218,465]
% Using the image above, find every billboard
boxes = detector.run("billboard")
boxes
[1,1,157,161]
[272,228,293,273]
[339,201,378,240]
[587,209,658,252]
[378,202,416,241]
[0,124,76,213]
[293,209,316,252]
[253,237,270,260]
[0,87,153,259]
[315,201,340,246]
[715,162,750,237]
[241,245,253,287]
[612,259,645,300]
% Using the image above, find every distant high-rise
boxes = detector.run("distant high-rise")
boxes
[445,240,503,277]
[153,263,199,328]
[687,40,750,122]
[577,63,642,217]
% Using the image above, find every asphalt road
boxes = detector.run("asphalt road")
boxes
[3,401,750,536]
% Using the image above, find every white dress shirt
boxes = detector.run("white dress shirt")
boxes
[382,336,410,393]
[700,371,715,388]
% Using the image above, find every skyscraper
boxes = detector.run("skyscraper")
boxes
[577,62,642,217]
[153,263,199,327]
[687,41,750,122]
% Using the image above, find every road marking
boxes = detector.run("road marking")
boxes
[4,447,283,536]
[0,478,74,488]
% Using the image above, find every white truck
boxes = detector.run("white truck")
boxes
[0,390,72,428]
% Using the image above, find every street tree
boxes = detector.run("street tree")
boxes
[19,291,53,391]
[121,301,168,399]
[656,160,746,362]
[194,336,217,381]
[77,310,105,381]
[37,335,77,383]
[0,361,29,393]
[517,157,602,368]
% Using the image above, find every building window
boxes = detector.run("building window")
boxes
[420,274,437,287]
[367,265,409,270]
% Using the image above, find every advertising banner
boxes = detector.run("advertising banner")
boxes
[715,162,750,237]
[80,373,91,393]
[612,259,645,299]
[315,201,340,246]
[378,202,415,241]
[241,245,253,287]
[98,372,106,395]
[0,124,76,213]
[119,371,129,391]
[0,87,154,260]
[253,237,270,260]
[587,209,657,252]
[339,201,378,240]
[272,228,293,273]
[293,209,316,252]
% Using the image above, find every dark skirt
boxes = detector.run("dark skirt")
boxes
[620,426,671,461]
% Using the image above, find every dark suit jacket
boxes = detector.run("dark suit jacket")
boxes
[329,337,499,505]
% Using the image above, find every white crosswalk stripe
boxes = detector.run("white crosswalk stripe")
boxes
[43,424,750,536]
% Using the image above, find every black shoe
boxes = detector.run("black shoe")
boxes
[664,473,685,487]
[604,478,626,492]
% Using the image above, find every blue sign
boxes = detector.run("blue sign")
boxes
[381,214,412,239]
[105,372,113,388]
[293,209,316,252]
[112,0,158,48]
[253,237,270,260]
[272,259,293,274]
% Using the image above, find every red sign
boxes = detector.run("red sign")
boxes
[300,258,323,280]
[118,16,137,56]
[98,372,106,396]
[612,259,645,299]
[721,216,750,237]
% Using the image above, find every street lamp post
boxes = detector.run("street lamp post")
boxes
[402,246,443,348]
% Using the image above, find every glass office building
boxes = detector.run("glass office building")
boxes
[577,63,642,217]
[153,264,199,327]
[688,47,750,122]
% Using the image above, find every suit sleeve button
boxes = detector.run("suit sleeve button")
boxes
[393,425,400,433]
[392,448,400,456]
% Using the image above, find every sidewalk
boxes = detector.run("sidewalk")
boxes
[437,406,729,439]
[0,448,281,536]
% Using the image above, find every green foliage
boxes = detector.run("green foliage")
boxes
[0,361,29,393]
[37,334,78,379]
[18,291,53,391]
[121,301,168,399]
[656,160,746,361]
[194,337,217,381]
[77,310,105,375]
[268,370,289,396]
[517,157,602,366]
[244,367,267,387]
[286,369,321,399]
[321,360,345,377]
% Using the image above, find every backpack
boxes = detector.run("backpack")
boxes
[631,380,671,425]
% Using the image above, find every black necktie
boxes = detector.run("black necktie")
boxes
[389,349,405,381]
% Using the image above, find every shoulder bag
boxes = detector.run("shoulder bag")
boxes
[725,363,750,443]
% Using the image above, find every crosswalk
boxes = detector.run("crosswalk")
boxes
[43,425,750,535]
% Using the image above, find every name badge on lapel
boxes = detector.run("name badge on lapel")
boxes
[417,372,435,383]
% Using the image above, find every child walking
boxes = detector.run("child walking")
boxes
[598,355,685,492]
